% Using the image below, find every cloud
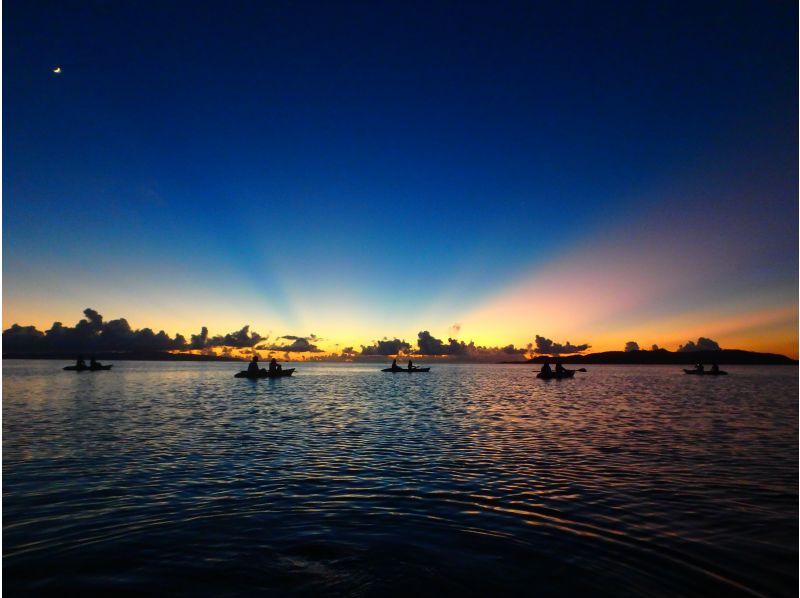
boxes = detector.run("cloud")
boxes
[499,344,524,355]
[190,326,209,349]
[413,330,526,360]
[678,337,722,352]
[208,325,265,348]
[624,341,640,352]
[532,335,591,355]
[416,330,449,355]
[341,346,356,356]
[2,308,266,354]
[188,324,265,350]
[2,324,45,352]
[258,334,323,353]
[81,308,103,332]
[360,338,412,356]
[448,323,462,336]
[279,334,321,343]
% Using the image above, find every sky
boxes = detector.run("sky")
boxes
[4,0,798,357]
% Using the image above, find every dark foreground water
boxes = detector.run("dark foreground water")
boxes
[3,361,797,596]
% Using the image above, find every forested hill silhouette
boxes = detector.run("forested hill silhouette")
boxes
[506,349,797,366]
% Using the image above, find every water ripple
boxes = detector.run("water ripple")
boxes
[3,361,797,596]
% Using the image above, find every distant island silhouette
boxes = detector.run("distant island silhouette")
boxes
[501,348,797,366]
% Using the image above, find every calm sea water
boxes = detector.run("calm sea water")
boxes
[3,361,797,596]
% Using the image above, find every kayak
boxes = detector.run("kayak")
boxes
[683,369,728,376]
[234,368,295,379]
[381,367,431,373]
[63,364,113,371]
[537,370,575,379]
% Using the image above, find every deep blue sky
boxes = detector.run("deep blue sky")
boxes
[4,1,798,350]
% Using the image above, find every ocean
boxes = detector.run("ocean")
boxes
[3,361,797,596]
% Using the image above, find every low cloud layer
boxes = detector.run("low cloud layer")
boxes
[678,337,721,352]
[409,331,525,360]
[191,325,265,349]
[3,308,265,354]
[415,330,511,357]
[360,338,412,356]
[258,334,323,353]
[531,335,591,355]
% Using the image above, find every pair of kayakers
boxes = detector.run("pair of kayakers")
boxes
[391,358,417,371]
[692,363,720,373]
[75,356,104,369]
[247,355,282,375]
[540,362,568,375]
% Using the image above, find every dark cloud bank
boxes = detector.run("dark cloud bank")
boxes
[359,338,412,356]
[353,332,587,361]
[354,332,524,361]
[531,335,591,356]
[678,337,722,352]
[3,310,592,361]
[256,335,323,354]
[2,308,267,355]
[2,308,327,358]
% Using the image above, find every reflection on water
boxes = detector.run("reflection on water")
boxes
[3,361,798,596]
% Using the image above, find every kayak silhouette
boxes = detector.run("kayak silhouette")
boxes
[683,369,728,376]
[234,368,295,379]
[536,369,575,379]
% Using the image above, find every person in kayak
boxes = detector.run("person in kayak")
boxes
[76,355,87,369]
[269,358,283,373]
[540,362,552,375]
[555,363,568,375]
[710,363,720,373]
[89,357,103,368]
[694,363,705,373]
[247,354,260,375]
[391,358,398,370]
[407,359,415,371]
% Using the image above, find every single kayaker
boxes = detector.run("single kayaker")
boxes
[76,355,86,369]
[694,363,705,373]
[710,363,719,373]
[407,359,414,371]
[540,362,552,375]
[247,355,260,375]
[391,358,398,370]
[90,357,102,368]
[555,363,567,375]
[269,358,283,373]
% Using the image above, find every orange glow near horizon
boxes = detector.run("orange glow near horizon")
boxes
[4,291,798,359]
